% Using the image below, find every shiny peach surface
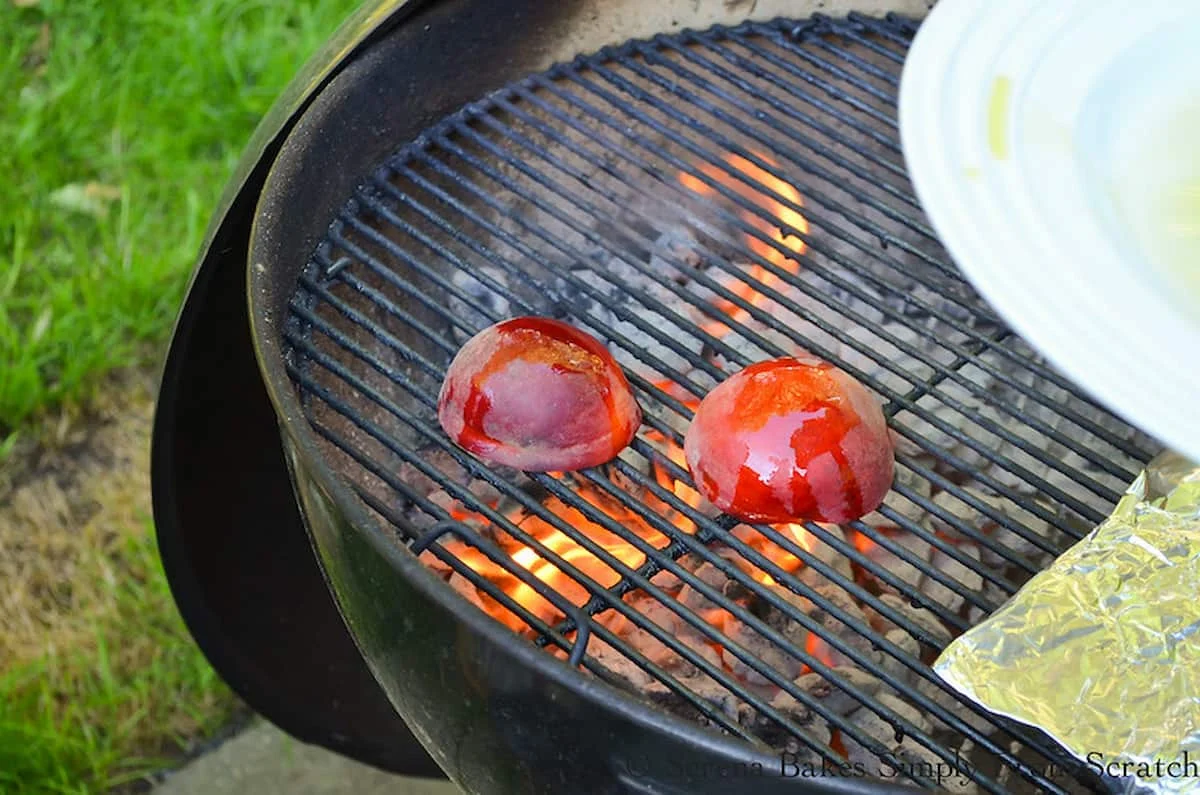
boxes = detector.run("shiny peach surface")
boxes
[684,357,894,524]
[438,317,642,472]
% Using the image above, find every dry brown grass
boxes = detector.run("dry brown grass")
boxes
[1,370,155,663]
[0,370,241,792]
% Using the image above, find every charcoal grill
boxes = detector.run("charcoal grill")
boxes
[151,1,1163,793]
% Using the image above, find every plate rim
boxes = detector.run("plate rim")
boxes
[898,0,1200,464]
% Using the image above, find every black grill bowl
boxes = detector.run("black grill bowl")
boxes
[247,2,935,790]
[155,0,1154,793]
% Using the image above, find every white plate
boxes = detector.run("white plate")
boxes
[899,0,1200,465]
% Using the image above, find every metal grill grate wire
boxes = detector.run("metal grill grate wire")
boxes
[283,14,1157,793]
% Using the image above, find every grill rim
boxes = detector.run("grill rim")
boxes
[247,8,1136,794]
[245,5,966,793]
[145,0,465,778]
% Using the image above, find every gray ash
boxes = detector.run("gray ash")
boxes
[286,16,1167,791]
[402,438,1080,785]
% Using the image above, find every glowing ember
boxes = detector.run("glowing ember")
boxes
[439,493,676,631]
[851,531,875,555]
[644,413,704,535]
[677,151,808,337]
[806,633,838,672]
[849,524,905,557]
[649,377,698,403]
[423,149,830,686]
[733,523,817,585]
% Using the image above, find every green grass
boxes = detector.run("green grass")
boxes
[0,0,362,445]
[0,522,242,794]
[0,0,363,790]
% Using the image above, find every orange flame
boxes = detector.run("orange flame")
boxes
[851,529,878,556]
[733,523,816,585]
[677,151,808,337]
[435,493,676,632]
[426,152,822,680]
[644,412,703,535]
[434,437,824,651]
[649,377,699,404]
[805,633,838,671]
[850,524,905,557]
[505,501,665,618]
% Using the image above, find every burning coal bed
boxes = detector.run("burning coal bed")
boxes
[368,152,1157,791]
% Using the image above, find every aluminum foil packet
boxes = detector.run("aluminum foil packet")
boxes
[934,451,1200,795]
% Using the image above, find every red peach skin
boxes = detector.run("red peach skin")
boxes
[683,356,894,524]
[438,317,642,472]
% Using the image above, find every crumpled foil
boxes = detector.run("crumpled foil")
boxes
[934,451,1200,795]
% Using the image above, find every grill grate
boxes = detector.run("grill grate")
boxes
[283,14,1158,793]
